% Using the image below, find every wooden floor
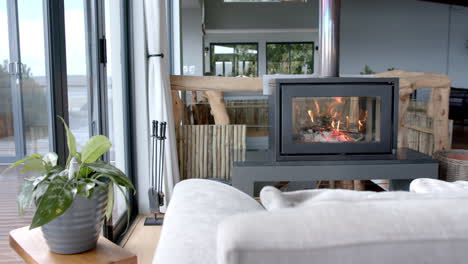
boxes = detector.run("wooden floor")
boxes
[120,215,162,264]
[0,165,34,264]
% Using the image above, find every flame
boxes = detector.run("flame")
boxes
[299,98,366,143]
[307,110,314,123]
[358,120,364,131]
[314,100,320,114]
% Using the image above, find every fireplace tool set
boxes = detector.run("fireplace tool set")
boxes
[145,120,167,226]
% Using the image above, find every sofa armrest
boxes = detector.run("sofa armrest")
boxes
[217,198,468,264]
[153,179,263,264]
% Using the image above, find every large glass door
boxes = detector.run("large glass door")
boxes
[0,0,51,163]
[0,0,18,162]
[17,0,51,156]
[102,0,134,238]
[1,0,133,241]
[63,0,133,239]
[63,0,91,149]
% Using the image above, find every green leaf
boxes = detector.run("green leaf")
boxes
[1,154,42,175]
[18,181,34,216]
[87,161,135,192]
[21,159,45,174]
[81,135,112,164]
[32,182,49,204]
[79,165,93,178]
[105,175,131,232]
[32,174,48,186]
[58,116,76,165]
[30,181,74,229]
[76,179,96,198]
[68,157,79,180]
[105,181,114,219]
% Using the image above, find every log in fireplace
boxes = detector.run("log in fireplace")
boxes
[269,78,399,161]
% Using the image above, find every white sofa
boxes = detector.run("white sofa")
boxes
[153,179,468,264]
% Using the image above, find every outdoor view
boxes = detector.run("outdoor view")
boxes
[210,43,258,77]
[267,42,314,74]
[64,0,91,149]
[0,1,128,259]
[0,0,93,158]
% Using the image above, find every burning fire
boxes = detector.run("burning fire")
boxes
[307,110,314,123]
[303,97,367,143]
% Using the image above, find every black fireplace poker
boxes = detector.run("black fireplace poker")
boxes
[145,120,167,226]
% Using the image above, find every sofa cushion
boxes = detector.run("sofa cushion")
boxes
[260,185,468,211]
[153,179,264,264]
[218,198,468,264]
[410,178,468,193]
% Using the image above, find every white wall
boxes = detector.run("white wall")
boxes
[181,0,468,88]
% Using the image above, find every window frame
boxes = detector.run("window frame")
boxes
[209,42,259,77]
[266,41,315,75]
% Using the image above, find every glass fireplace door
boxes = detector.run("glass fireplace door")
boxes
[280,83,394,155]
[292,96,381,144]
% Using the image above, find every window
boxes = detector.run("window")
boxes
[266,42,314,75]
[0,0,53,162]
[210,43,258,77]
[64,0,91,149]
[0,0,133,247]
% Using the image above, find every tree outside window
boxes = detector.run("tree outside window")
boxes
[210,43,258,77]
[267,42,314,75]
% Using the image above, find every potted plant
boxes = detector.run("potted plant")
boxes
[2,118,135,254]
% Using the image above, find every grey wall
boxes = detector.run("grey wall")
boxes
[340,0,450,75]
[181,8,204,76]
[447,6,468,88]
[182,0,468,88]
[204,0,318,29]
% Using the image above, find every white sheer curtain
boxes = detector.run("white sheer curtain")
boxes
[144,0,180,210]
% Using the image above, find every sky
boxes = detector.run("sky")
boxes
[1,0,94,77]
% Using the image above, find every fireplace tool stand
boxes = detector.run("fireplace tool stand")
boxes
[145,120,167,226]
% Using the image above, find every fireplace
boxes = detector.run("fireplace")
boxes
[269,78,399,160]
[267,0,399,161]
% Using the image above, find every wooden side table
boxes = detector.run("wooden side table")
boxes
[9,226,137,264]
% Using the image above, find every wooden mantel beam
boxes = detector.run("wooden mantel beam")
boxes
[170,72,451,152]
[170,75,263,93]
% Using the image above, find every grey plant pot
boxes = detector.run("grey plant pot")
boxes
[41,189,108,254]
